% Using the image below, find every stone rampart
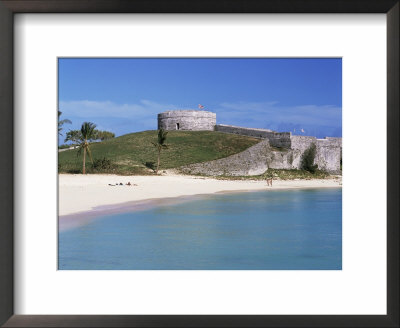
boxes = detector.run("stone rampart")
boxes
[181,139,271,176]
[215,124,291,148]
[323,137,342,148]
[215,124,273,138]
[267,149,300,170]
[180,137,341,175]
[315,138,342,173]
[265,132,292,148]
[157,111,342,175]
[158,110,216,131]
[290,136,342,173]
[180,142,305,176]
[210,124,341,174]
[289,135,317,152]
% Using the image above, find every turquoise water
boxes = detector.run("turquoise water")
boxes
[58,188,342,270]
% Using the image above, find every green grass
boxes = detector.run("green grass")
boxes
[58,130,260,175]
[213,169,330,181]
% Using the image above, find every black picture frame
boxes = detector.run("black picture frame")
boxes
[0,1,398,327]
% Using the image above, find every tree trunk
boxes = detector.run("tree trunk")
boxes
[156,148,160,174]
[83,147,86,174]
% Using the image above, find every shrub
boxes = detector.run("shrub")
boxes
[91,157,114,171]
[144,161,156,171]
[300,143,318,173]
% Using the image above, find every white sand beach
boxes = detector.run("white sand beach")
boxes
[59,173,342,216]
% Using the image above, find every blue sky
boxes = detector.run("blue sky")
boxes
[58,58,342,142]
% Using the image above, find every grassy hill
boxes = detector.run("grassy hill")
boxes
[58,130,260,175]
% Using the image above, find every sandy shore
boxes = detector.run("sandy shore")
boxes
[59,173,341,216]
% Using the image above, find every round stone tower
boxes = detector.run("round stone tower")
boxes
[157,110,216,131]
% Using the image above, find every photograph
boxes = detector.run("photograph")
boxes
[1,0,397,325]
[58,58,342,270]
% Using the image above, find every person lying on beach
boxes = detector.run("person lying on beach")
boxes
[108,182,137,186]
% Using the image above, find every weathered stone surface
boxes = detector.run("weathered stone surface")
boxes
[180,140,302,176]
[266,132,292,148]
[290,135,342,173]
[215,125,292,148]
[316,139,342,174]
[267,149,302,170]
[179,138,341,175]
[324,137,342,148]
[181,139,271,176]
[158,110,216,131]
[290,135,317,151]
[215,124,273,137]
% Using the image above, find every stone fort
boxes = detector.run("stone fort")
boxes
[158,109,342,175]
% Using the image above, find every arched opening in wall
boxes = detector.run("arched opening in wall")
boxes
[176,123,180,130]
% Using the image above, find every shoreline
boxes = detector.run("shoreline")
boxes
[59,173,342,219]
[59,186,342,231]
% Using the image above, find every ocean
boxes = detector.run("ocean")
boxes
[59,188,342,270]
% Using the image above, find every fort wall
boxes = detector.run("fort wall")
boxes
[290,135,316,151]
[215,124,291,148]
[180,134,342,175]
[157,110,342,175]
[215,124,273,138]
[181,139,271,176]
[315,138,342,174]
[288,135,342,173]
[265,132,292,148]
[180,142,302,176]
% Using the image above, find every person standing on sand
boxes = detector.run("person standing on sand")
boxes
[266,171,273,187]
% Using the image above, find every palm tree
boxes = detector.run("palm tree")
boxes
[64,129,81,145]
[58,111,71,136]
[77,122,97,174]
[152,129,169,174]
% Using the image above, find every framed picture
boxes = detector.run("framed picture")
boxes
[0,0,398,327]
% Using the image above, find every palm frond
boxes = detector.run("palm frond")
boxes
[58,111,72,136]
[81,122,97,140]
[59,119,72,125]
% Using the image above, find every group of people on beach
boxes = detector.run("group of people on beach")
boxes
[108,182,137,186]
[108,175,274,187]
